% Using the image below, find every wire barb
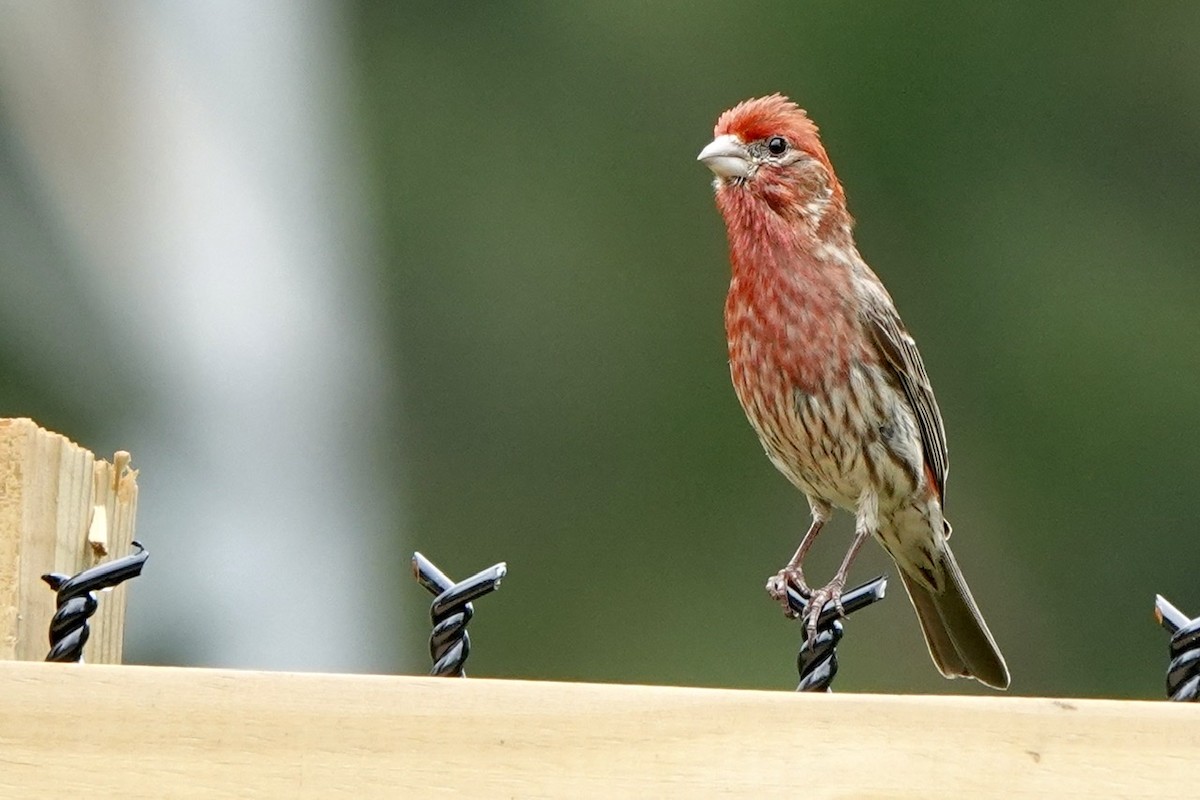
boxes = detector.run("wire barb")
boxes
[785,575,888,692]
[412,552,506,677]
[1154,594,1200,701]
[42,541,149,663]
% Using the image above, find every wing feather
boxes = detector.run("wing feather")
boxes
[860,290,949,503]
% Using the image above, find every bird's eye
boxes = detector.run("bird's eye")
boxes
[766,136,788,156]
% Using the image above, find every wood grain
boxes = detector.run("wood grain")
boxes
[0,662,1194,798]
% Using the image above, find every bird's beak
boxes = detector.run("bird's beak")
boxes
[697,134,750,179]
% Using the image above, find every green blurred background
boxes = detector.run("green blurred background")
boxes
[2,3,1198,697]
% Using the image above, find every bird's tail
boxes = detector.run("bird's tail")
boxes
[897,542,1010,690]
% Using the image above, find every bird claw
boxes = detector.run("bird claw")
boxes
[766,566,811,618]
[803,579,847,638]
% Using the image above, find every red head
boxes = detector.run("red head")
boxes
[698,95,846,226]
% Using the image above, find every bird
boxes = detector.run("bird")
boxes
[697,94,1009,689]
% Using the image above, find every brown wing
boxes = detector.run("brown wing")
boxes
[861,294,949,503]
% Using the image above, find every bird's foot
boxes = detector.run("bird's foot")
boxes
[766,566,810,618]
[803,578,848,639]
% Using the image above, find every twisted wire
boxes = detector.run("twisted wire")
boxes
[412,552,506,677]
[785,575,888,692]
[41,541,149,663]
[1154,595,1200,702]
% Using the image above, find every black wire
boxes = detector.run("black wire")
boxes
[42,541,149,663]
[785,575,888,692]
[412,552,506,677]
[1155,594,1200,702]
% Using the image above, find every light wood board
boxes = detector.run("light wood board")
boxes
[0,661,1195,798]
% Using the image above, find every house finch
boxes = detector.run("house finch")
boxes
[698,95,1009,689]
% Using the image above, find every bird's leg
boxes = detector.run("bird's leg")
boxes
[766,500,831,616]
[805,492,877,636]
[803,528,868,635]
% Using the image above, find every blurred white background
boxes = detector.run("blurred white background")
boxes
[0,3,404,670]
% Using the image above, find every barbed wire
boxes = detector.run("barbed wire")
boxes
[412,552,506,677]
[42,541,149,663]
[785,576,888,692]
[1154,594,1200,702]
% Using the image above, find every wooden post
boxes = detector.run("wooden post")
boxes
[0,417,139,662]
